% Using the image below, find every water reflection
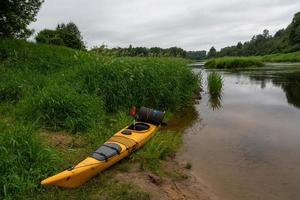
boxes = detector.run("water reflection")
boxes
[163,105,199,132]
[246,69,300,109]
[208,94,223,110]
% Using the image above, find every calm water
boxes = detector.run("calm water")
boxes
[181,63,300,200]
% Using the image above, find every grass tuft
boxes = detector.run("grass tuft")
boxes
[185,162,192,169]
[133,131,182,175]
[207,71,223,97]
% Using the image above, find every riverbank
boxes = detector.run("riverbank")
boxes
[0,39,201,199]
[204,51,300,69]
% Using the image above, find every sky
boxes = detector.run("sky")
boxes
[29,0,300,51]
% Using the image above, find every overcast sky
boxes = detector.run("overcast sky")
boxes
[29,0,300,51]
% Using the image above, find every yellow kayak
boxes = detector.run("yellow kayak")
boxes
[41,107,165,188]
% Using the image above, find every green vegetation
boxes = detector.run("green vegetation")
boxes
[19,84,104,133]
[186,50,207,60]
[205,57,264,69]
[207,72,223,110]
[0,123,62,200]
[92,45,188,58]
[207,72,223,97]
[36,22,85,50]
[185,162,192,169]
[207,46,217,58]
[210,12,300,57]
[133,131,182,175]
[0,38,198,199]
[261,51,300,62]
[205,51,300,69]
[0,0,43,38]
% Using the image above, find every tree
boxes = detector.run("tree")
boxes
[207,46,217,58]
[35,22,85,50]
[237,42,243,49]
[186,50,206,60]
[56,22,85,50]
[289,12,300,45]
[0,0,44,38]
[262,29,270,38]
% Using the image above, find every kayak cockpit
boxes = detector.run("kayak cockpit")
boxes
[91,143,122,161]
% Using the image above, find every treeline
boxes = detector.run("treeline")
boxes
[208,12,300,57]
[91,45,206,59]
[1,1,206,60]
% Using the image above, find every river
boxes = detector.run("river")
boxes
[180,63,300,200]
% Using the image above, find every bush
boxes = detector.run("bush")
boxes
[35,22,85,50]
[19,84,104,133]
[0,124,62,199]
[35,29,64,46]
[205,57,264,69]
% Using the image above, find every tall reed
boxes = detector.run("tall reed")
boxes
[207,71,223,97]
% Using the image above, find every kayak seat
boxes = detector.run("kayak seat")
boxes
[91,143,121,161]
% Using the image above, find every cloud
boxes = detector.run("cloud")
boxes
[29,0,300,50]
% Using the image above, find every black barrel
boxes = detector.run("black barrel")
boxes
[137,107,165,125]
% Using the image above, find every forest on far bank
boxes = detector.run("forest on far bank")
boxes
[207,12,300,58]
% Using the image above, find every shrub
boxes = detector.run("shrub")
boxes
[35,22,85,50]
[19,84,104,133]
[205,57,264,69]
[0,124,62,199]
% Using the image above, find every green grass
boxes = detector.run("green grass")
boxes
[0,123,62,200]
[205,57,264,69]
[18,84,104,133]
[261,51,300,62]
[133,131,182,175]
[0,38,199,199]
[207,71,223,97]
[205,51,300,69]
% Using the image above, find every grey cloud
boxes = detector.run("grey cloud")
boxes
[30,0,300,51]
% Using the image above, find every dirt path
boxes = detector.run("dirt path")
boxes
[115,159,219,200]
